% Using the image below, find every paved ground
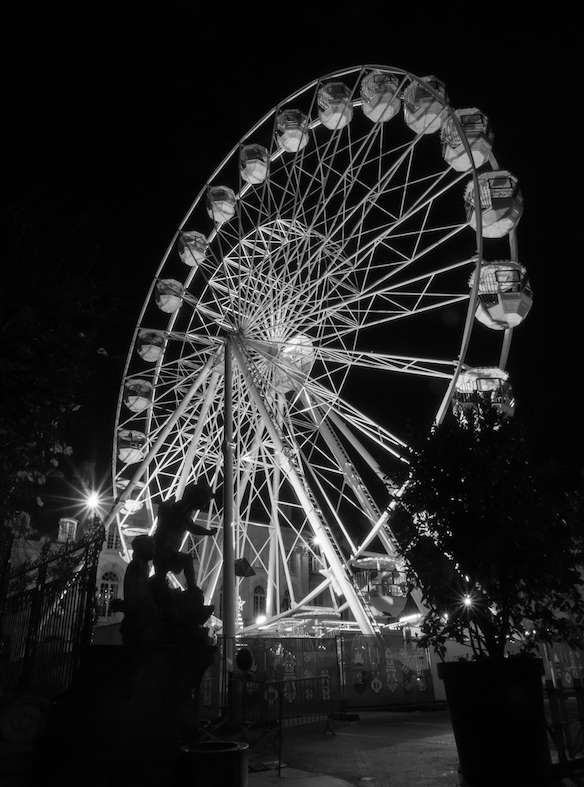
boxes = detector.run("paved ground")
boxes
[246,707,584,787]
[248,708,461,787]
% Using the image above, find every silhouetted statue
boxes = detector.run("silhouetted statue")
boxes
[152,481,217,594]
[116,482,217,646]
[118,535,160,645]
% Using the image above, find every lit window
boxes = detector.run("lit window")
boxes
[253,585,266,618]
[106,525,121,550]
[97,571,120,617]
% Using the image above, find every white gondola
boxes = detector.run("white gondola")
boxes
[116,479,146,514]
[464,170,523,238]
[136,330,165,363]
[117,430,148,464]
[403,76,447,135]
[360,71,401,123]
[123,378,153,412]
[178,231,207,266]
[470,261,533,330]
[441,108,494,172]
[276,109,309,153]
[155,279,183,313]
[207,186,236,224]
[453,367,515,418]
[318,82,353,130]
[352,556,408,618]
[240,144,269,184]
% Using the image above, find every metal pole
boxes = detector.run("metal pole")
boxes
[222,334,236,695]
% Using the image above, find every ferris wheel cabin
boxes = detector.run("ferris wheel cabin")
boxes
[155,279,183,313]
[360,71,401,123]
[441,108,494,172]
[240,144,269,184]
[464,170,523,238]
[116,479,146,515]
[117,429,148,464]
[206,186,236,224]
[178,231,207,266]
[318,82,354,130]
[453,367,515,419]
[276,109,310,152]
[403,76,447,135]
[471,261,533,330]
[136,330,165,362]
[123,378,153,413]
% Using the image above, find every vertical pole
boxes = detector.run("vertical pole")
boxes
[0,529,15,626]
[18,562,47,693]
[278,681,284,777]
[80,523,105,646]
[222,335,236,697]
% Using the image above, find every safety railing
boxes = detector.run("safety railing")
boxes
[200,674,341,775]
[0,526,104,699]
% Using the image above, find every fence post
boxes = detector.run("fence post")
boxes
[17,562,47,693]
[79,527,105,647]
[0,528,15,623]
[278,680,284,777]
[335,635,347,714]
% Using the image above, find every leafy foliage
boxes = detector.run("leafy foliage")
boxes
[0,209,109,524]
[393,405,584,660]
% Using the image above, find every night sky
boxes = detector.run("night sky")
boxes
[3,5,582,492]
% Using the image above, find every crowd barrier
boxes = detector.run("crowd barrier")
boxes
[202,673,339,774]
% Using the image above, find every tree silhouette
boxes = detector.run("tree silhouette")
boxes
[393,405,584,660]
[0,204,115,546]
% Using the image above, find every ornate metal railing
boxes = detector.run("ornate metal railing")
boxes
[0,523,105,698]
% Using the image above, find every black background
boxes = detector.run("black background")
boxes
[3,4,581,492]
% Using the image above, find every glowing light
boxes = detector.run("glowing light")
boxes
[86,491,100,510]
[256,615,267,625]
[399,613,422,624]
[463,595,472,607]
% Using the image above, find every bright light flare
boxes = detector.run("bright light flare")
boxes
[86,491,100,510]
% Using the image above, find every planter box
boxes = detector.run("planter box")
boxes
[438,658,551,786]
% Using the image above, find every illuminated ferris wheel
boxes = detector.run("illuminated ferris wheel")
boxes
[108,66,529,637]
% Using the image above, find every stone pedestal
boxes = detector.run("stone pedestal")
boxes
[34,636,216,787]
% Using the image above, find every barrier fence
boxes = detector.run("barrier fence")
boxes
[229,673,341,729]
[337,633,434,708]
[200,674,339,774]
[0,529,104,699]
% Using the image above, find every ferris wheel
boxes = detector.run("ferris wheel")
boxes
[108,66,528,637]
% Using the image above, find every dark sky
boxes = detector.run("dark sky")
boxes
[3,5,582,488]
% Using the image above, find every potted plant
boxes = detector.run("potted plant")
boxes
[392,404,584,786]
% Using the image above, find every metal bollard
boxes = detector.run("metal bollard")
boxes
[178,740,249,786]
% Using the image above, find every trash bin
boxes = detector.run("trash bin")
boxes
[178,740,249,787]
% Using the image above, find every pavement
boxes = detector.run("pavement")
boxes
[245,707,584,787]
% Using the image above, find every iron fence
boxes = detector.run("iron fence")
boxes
[0,526,104,699]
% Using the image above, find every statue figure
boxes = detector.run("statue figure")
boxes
[152,481,217,594]
[113,482,217,647]
[119,534,160,645]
